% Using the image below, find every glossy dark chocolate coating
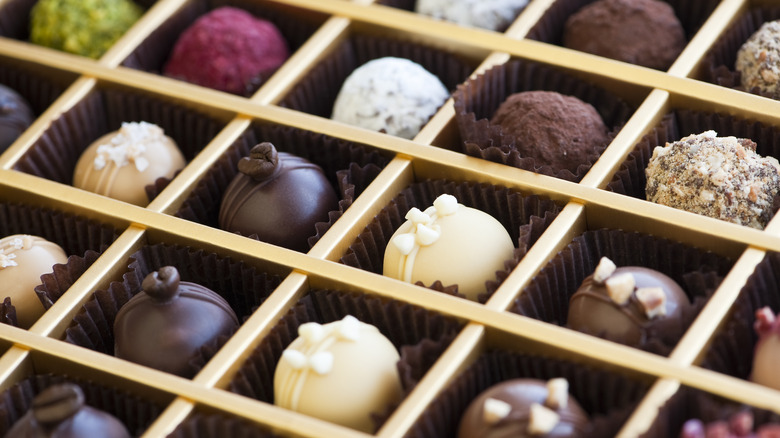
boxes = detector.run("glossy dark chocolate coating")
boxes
[218,142,339,252]
[113,266,239,377]
[0,84,34,153]
[458,379,589,438]
[5,383,131,438]
[567,266,690,346]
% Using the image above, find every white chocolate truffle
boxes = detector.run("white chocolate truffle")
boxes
[645,130,780,229]
[0,235,67,328]
[415,0,529,31]
[73,121,186,206]
[273,315,402,432]
[383,194,515,300]
[331,57,449,140]
[736,20,780,99]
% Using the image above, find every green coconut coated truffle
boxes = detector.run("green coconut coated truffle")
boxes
[30,0,143,59]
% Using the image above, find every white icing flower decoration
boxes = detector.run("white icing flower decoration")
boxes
[391,194,459,254]
[92,122,167,172]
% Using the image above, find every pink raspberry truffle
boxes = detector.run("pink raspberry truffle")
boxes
[163,7,289,95]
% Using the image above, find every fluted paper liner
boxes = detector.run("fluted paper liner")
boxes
[175,122,389,251]
[0,373,162,436]
[167,413,280,438]
[228,288,462,433]
[510,228,732,356]
[340,178,562,301]
[14,84,226,205]
[0,57,74,123]
[453,59,633,182]
[0,202,118,328]
[279,33,475,122]
[64,242,283,378]
[406,350,649,438]
[526,0,719,59]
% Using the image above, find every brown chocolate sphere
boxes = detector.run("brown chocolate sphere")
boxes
[567,257,690,346]
[113,266,239,377]
[218,142,339,252]
[458,378,589,438]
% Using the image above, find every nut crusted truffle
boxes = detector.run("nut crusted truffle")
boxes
[0,84,34,153]
[736,20,780,99]
[563,0,686,70]
[490,91,610,174]
[415,0,529,31]
[331,57,449,140]
[458,378,589,438]
[164,7,290,95]
[645,130,780,229]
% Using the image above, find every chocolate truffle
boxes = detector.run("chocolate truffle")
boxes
[72,121,186,206]
[562,0,686,70]
[273,315,402,432]
[0,234,68,329]
[5,383,130,438]
[383,194,515,301]
[645,130,780,229]
[29,0,143,59]
[750,307,780,390]
[567,257,691,346]
[415,0,529,31]
[113,266,239,377]
[0,84,34,153]
[680,411,780,438]
[331,57,449,140]
[164,7,289,95]
[218,142,339,252]
[736,20,780,99]
[489,91,610,174]
[458,378,589,438]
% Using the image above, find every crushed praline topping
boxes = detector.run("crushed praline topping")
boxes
[593,257,616,284]
[528,403,559,434]
[636,287,667,319]
[736,20,780,98]
[391,194,459,255]
[482,398,512,425]
[92,122,167,172]
[591,257,670,320]
[606,272,635,305]
[545,378,569,410]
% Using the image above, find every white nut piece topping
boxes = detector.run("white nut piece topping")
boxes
[605,273,635,305]
[545,378,569,410]
[636,287,667,319]
[482,398,512,425]
[528,403,560,435]
[592,257,617,284]
[433,194,458,216]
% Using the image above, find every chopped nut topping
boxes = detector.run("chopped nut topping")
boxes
[636,287,667,319]
[528,403,560,435]
[482,398,512,424]
[592,257,617,284]
[606,273,635,305]
[545,378,568,410]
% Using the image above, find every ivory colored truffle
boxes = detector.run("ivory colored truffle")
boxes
[383,194,515,300]
[0,234,68,328]
[274,315,402,432]
[736,20,780,99]
[73,122,186,206]
[331,57,449,139]
[415,0,529,31]
[751,307,780,390]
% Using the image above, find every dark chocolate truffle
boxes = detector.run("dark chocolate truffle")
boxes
[0,84,34,153]
[562,0,686,70]
[5,383,130,438]
[567,257,691,346]
[490,91,609,174]
[458,378,589,438]
[218,142,339,252]
[113,266,239,377]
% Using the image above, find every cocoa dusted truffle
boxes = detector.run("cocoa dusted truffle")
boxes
[163,7,289,95]
[0,84,34,153]
[736,20,780,99]
[562,0,686,70]
[490,91,610,174]
[218,142,339,252]
[680,411,780,438]
[750,307,780,390]
[567,257,691,346]
[645,131,780,229]
[5,383,130,437]
[113,266,239,377]
[458,378,589,438]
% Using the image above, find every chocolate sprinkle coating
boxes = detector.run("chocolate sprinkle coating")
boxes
[736,20,780,99]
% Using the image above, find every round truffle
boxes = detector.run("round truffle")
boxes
[458,378,589,438]
[219,142,339,252]
[113,266,239,377]
[645,130,780,229]
[567,257,691,346]
[273,315,402,432]
[331,57,449,140]
[736,20,780,99]
[562,0,686,70]
[490,91,610,174]
[163,7,289,95]
[383,194,515,301]
[750,307,780,390]
[72,121,186,206]
[29,0,142,59]
[0,234,68,329]
[415,0,529,31]
[0,84,34,153]
[5,383,130,438]
[680,411,780,438]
